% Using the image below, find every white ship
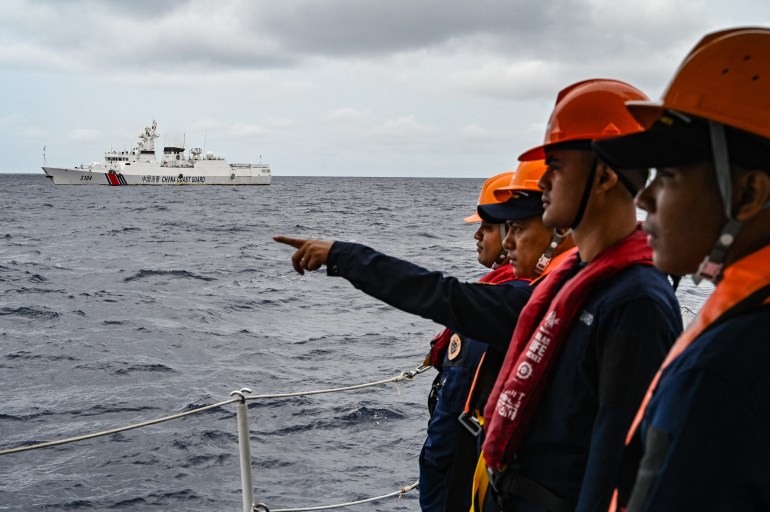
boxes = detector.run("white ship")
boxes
[42,120,271,186]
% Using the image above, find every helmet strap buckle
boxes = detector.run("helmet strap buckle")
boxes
[534,229,571,276]
[535,254,550,275]
[693,257,724,285]
[692,219,741,285]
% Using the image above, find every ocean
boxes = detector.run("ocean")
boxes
[0,174,711,511]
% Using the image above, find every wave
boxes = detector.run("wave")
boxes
[73,362,177,376]
[78,403,162,417]
[4,286,66,295]
[104,227,142,235]
[4,351,77,362]
[122,269,216,283]
[0,306,60,320]
[113,363,177,376]
[268,406,407,436]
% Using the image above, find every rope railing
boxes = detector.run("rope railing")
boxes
[0,364,431,511]
[244,365,431,401]
[0,397,241,456]
[258,480,419,512]
[0,365,430,457]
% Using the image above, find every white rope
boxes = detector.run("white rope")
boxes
[0,398,240,456]
[0,365,431,456]
[245,366,431,401]
[260,480,419,512]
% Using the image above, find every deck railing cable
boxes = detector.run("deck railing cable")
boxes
[256,480,420,512]
[0,364,431,511]
[0,365,430,457]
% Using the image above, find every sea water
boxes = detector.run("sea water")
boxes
[0,174,711,511]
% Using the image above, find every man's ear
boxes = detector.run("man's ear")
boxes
[595,161,619,191]
[734,169,770,222]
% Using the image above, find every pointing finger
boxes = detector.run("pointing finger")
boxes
[273,235,307,249]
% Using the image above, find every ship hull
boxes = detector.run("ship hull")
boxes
[42,166,271,186]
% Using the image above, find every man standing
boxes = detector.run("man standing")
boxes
[275,160,575,511]
[421,171,528,512]
[480,79,681,512]
[594,27,770,511]
[274,80,681,509]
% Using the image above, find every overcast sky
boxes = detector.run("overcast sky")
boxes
[2,1,768,177]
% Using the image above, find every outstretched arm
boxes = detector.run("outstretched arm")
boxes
[273,236,530,348]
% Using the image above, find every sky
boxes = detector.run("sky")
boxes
[2,1,769,177]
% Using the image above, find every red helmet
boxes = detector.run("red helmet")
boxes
[519,79,649,161]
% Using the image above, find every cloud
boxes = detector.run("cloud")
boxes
[3,0,769,176]
[255,1,546,57]
[326,107,371,124]
[230,124,268,138]
[0,0,714,77]
[21,126,46,138]
[68,128,102,141]
[0,0,293,73]
[373,115,434,136]
[262,117,293,129]
[449,59,568,101]
[461,123,498,141]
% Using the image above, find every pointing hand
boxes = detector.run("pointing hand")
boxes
[273,235,333,275]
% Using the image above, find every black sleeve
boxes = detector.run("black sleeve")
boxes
[576,298,680,512]
[326,241,531,349]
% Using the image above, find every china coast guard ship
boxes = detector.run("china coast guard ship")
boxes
[42,121,271,186]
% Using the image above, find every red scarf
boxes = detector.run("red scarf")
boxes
[427,264,521,367]
[482,226,652,470]
[608,243,770,511]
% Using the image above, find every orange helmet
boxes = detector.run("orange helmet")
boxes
[592,28,770,284]
[493,159,546,202]
[478,160,546,223]
[623,27,770,140]
[519,79,649,161]
[464,171,516,223]
[594,28,770,171]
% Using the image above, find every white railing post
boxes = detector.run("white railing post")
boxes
[230,388,254,512]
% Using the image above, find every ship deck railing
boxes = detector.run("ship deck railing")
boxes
[0,364,430,512]
[231,163,271,169]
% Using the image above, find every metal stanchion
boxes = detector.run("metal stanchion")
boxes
[231,388,255,512]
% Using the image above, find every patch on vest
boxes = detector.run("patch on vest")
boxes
[579,310,594,326]
[447,333,462,361]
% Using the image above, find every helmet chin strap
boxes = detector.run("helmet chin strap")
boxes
[693,121,742,284]
[534,228,571,276]
[493,223,509,268]
[570,156,599,230]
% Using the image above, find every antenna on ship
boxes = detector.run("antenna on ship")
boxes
[43,146,46,165]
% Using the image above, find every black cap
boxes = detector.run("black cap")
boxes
[594,111,770,171]
[476,191,544,223]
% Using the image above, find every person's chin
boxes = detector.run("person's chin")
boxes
[541,211,566,230]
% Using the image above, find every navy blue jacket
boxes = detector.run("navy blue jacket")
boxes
[421,275,530,512]
[505,263,681,512]
[327,242,682,511]
[327,242,532,350]
[627,308,770,511]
